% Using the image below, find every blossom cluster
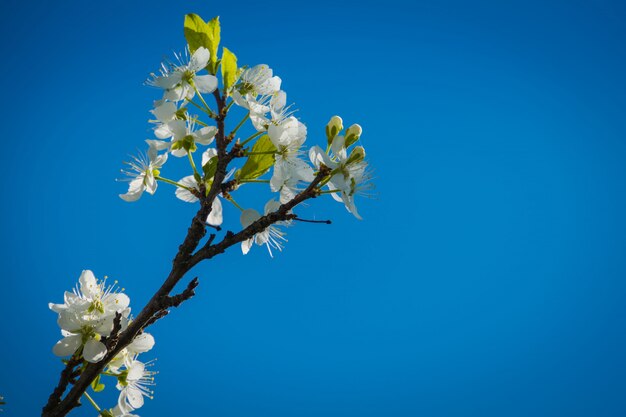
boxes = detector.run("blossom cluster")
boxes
[46,14,374,417]
[49,270,156,416]
[118,14,373,258]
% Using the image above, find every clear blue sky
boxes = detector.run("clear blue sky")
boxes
[2,0,626,416]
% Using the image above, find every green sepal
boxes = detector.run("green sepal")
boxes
[172,135,197,153]
[100,410,115,417]
[221,47,238,94]
[236,135,276,180]
[91,374,105,392]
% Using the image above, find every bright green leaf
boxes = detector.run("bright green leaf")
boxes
[237,135,276,180]
[221,47,238,93]
[184,14,210,53]
[202,156,218,179]
[206,16,221,72]
[183,14,221,74]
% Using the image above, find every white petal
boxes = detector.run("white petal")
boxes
[103,292,130,312]
[331,134,346,155]
[126,386,145,409]
[79,270,99,299]
[53,335,82,357]
[202,148,217,166]
[152,72,182,89]
[189,47,210,72]
[164,85,186,101]
[170,147,188,157]
[232,90,250,109]
[83,339,107,363]
[270,90,286,112]
[264,199,281,215]
[259,76,282,95]
[250,112,269,132]
[241,238,254,255]
[207,196,223,226]
[119,189,143,202]
[308,145,334,168]
[169,120,187,140]
[127,360,146,382]
[195,125,218,145]
[128,333,155,354]
[240,208,261,228]
[57,311,82,332]
[195,75,218,93]
[152,101,177,123]
[175,175,200,203]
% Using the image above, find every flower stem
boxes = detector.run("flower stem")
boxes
[245,150,276,156]
[239,131,264,147]
[193,118,208,127]
[225,196,244,211]
[230,114,249,138]
[188,152,200,178]
[238,179,269,183]
[82,391,101,413]
[192,87,217,118]
[186,98,216,119]
[320,189,341,194]
[156,176,194,192]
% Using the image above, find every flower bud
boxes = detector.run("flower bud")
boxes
[326,115,343,145]
[346,146,366,165]
[344,124,362,147]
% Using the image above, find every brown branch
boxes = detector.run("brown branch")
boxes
[103,312,123,350]
[188,165,331,269]
[142,310,169,330]
[42,90,233,417]
[163,277,199,308]
[42,85,332,416]
[42,356,82,415]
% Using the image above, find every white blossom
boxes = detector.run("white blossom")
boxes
[117,360,156,414]
[174,174,224,227]
[149,47,217,101]
[50,270,130,363]
[240,200,290,257]
[309,135,372,219]
[119,150,168,202]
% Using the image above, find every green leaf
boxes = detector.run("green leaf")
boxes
[183,14,221,74]
[221,47,238,93]
[184,14,209,53]
[202,156,218,179]
[206,16,221,72]
[237,135,276,180]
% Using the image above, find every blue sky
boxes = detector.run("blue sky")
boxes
[2,0,626,416]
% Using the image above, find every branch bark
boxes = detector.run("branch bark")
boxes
[41,90,331,417]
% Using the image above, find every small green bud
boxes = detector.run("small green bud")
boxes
[326,116,343,145]
[344,124,362,147]
[100,411,115,417]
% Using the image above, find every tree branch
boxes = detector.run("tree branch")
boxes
[42,83,331,416]
[188,165,331,268]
